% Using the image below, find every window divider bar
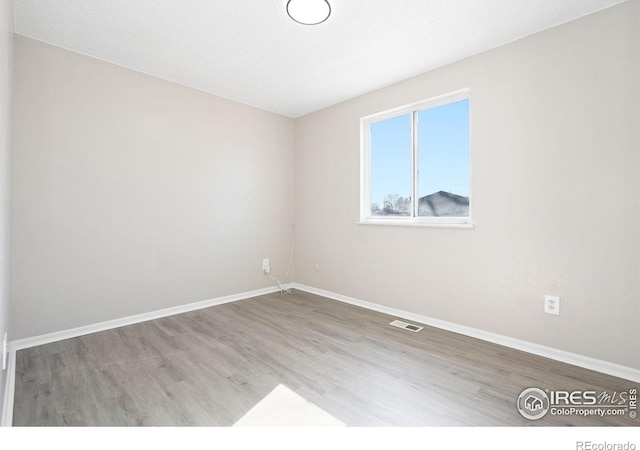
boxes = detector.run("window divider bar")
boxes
[411,110,419,218]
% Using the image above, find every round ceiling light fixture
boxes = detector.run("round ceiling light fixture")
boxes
[286,0,331,25]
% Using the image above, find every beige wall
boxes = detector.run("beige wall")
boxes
[0,0,12,415]
[11,36,295,339]
[294,2,640,369]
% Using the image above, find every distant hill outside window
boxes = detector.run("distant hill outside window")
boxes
[361,90,471,227]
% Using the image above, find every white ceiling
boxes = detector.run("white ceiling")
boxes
[13,0,628,118]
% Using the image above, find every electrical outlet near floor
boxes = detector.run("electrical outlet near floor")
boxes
[262,258,271,274]
[544,295,560,315]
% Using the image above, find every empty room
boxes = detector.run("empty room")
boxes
[0,0,639,440]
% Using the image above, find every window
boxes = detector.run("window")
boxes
[360,89,471,227]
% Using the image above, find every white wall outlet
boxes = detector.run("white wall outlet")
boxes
[544,295,560,315]
[262,259,271,274]
[314,264,320,271]
[2,332,7,371]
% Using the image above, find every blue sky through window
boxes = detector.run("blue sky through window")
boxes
[418,99,469,198]
[370,114,412,208]
[370,99,469,210]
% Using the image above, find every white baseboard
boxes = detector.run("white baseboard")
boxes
[12,284,293,351]
[292,283,640,384]
[1,343,14,427]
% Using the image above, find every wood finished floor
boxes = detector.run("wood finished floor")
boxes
[12,290,639,426]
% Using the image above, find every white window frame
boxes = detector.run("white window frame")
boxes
[359,88,473,229]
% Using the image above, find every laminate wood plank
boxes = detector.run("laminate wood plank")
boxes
[12,290,639,426]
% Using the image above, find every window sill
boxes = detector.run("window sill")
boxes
[357,219,474,229]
